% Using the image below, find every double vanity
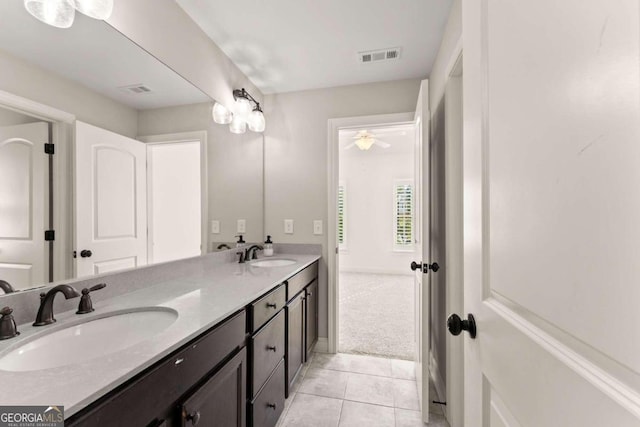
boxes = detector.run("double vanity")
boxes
[0,251,320,427]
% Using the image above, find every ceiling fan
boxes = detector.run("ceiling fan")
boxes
[343,130,392,151]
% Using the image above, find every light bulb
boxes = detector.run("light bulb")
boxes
[74,0,113,20]
[355,136,375,150]
[212,102,232,124]
[233,97,252,119]
[24,0,75,28]
[229,114,247,134]
[247,110,265,133]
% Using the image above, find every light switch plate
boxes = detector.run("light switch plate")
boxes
[237,219,246,233]
[211,220,220,234]
[284,219,294,234]
[313,220,323,235]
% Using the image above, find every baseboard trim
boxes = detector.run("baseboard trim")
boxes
[314,337,329,353]
[429,350,446,404]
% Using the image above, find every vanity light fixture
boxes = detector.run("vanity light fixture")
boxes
[212,88,265,134]
[24,0,114,29]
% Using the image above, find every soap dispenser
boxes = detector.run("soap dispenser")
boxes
[236,235,246,248]
[263,235,274,257]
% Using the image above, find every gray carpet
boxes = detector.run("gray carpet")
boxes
[339,272,415,360]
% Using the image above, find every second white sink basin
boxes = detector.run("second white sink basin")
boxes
[251,258,297,268]
[0,307,178,372]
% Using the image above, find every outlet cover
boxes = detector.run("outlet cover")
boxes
[237,219,246,233]
[211,220,220,234]
[284,219,294,234]
[313,220,323,235]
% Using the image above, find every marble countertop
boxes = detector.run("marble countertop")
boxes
[0,253,320,417]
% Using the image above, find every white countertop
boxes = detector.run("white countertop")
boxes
[0,253,320,417]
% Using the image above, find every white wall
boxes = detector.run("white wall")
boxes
[0,108,40,126]
[264,78,421,338]
[338,132,415,275]
[0,49,137,137]
[137,102,264,245]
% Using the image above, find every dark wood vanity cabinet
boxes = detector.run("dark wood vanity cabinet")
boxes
[65,311,247,427]
[285,262,319,396]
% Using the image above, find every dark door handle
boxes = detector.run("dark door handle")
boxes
[80,250,92,258]
[411,261,439,273]
[447,313,477,339]
[186,411,201,425]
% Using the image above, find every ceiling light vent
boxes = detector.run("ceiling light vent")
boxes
[119,84,153,94]
[358,47,402,64]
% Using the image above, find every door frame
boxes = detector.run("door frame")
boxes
[138,131,209,257]
[0,89,75,284]
[326,112,415,354]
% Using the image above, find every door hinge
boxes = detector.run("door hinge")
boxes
[44,230,55,241]
[44,143,55,155]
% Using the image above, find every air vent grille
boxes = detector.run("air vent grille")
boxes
[118,84,153,94]
[358,47,402,64]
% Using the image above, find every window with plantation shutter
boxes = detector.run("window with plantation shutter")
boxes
[394,180,414,251]
[338,183,347,250]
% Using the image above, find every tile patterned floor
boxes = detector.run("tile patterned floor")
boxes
[277,353,450,427]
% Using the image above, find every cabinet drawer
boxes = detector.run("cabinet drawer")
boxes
[181,348,247,427]
[251,310,285,397]
[66,310,246,427]
[286,262,318,301]
[250,284,286,332]
[251,360,285,427]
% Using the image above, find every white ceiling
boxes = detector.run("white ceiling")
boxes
[176,0,454,94]
[0,2,210,110]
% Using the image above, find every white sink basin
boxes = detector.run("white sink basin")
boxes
[251,258,297,268]
[0,307,178,372]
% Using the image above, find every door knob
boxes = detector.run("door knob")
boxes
[447,313,477,339]
[410,261,440,274]
[80,250,92,258]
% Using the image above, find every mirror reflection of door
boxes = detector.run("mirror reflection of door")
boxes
[0,121,49,291]
[146,141,202,264]
[75,121,148,278]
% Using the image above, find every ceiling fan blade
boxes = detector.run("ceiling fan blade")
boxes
[343,142,356,150]
[374,140,391,148]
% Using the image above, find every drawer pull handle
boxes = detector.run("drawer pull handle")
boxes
[308,292,313,296]
[175,358,184,365]
[186,410,201,425]
[267,403,277,410]
[266,345,277,352]
[266,302,277,309]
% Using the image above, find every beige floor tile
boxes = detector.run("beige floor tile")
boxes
[338,401,395,427]
[298,368,350,399]
[312,353,393,377]
[391,359,416,380]
[393,379,420,410]
[280,393,343,427]
[394,408,450,427]
[344,372,395,406]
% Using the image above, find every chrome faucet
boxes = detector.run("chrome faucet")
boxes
[33,285,80,326]
[0,280,15,294]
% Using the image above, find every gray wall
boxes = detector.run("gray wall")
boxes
[264,78,422,338]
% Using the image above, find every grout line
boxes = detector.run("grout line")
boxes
[336,399,345,427]
[308,364,415,381]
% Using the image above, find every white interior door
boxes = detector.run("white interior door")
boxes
[413,79,431,422]
[147,141,201,264]
[0,122,48,290]
[463,1,640,425]
[75,121,147,278]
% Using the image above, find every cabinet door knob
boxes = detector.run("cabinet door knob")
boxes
[266,302,277,309]
[186,411,201,425]
[267,403,277,410]
[266,345,277,352]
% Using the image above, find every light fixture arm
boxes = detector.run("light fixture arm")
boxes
[233,88,262,112]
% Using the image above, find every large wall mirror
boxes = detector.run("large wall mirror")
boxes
[0,2,264,296]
